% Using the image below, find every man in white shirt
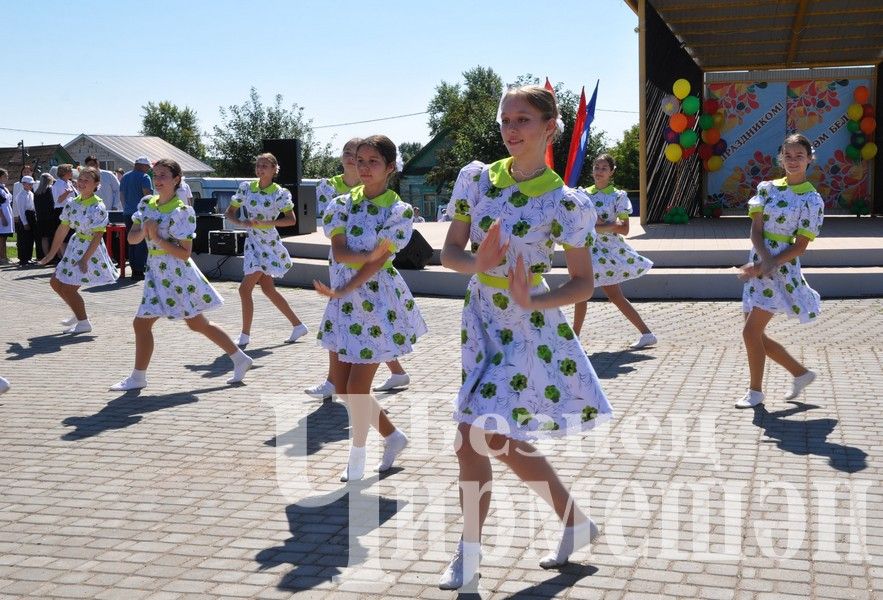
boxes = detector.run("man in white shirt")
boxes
[14,175,36,266]
[177,176,193,206]
[84,155,121,210]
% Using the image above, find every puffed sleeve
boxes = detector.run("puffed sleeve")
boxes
[614,190,633,221]
[445,161,484,222]
[130,196,152,224]
[796,193,824,241]
[59,200,73,226]
[378,201,414,254]
[277,187,294,213]
[322,194,350,238]
[551,187,597,250]
[747,181,771,216]
[169,205,197,241]
[88,202,109,233]
[229,181,251,208]
[316,179,335,220]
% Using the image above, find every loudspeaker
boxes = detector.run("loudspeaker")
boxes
[193,197,217,215]
[262,139,302,186]
[392,230,433,270]
[194,214,224,254]
[107,210,126,224]
[209,230,247,256]
[277,183,317,237]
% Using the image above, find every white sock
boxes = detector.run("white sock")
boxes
[131,369,147,383]
[461,541,481,583]
[342,445,366,481]
[540,519,597,568]
[230,348,249,365]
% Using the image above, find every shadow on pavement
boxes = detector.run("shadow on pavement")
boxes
[588,350,656,379]
[502,565,599,598]
[6,333,96,360]
[752,401,868,473]
[183,346,274,378]
[265,399,349,456]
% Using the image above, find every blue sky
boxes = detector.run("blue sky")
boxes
[4,0,639,154]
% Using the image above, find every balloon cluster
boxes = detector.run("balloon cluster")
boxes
[845,86,877,162]
[661,79,727,171]
[663,205,689,224]
[702,198,723,219]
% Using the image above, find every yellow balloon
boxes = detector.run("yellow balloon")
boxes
[861,142,878,160]
[712,113,724,128]
[673,78,691,100]
[664,143,683,163]
[847,103,864,121]
[706,156,723,172]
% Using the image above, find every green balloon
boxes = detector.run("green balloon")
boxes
[847,120,860,133]
[679,129,699,148]
[846,145,861,160]
[682,96,700,115]
[699,114,714,130]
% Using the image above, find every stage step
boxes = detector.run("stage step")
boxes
[192,255,883,300]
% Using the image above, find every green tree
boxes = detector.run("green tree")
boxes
[209,88,335,178]
[399,141,423,164]
[426,68,608,190]
[609,124,640,191]
[141,101,205,159]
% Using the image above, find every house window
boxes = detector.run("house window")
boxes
[99,160,115,171]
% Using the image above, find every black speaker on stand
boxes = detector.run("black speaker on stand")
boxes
[262,139,316,236]
[194,214,224,254]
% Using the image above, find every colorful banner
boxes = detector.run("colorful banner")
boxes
[706,79,872,211]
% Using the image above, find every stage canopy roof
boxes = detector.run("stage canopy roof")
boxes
[625,0,883,71]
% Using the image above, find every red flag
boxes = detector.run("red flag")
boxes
[544,78,556,170]
[564,87,587,184]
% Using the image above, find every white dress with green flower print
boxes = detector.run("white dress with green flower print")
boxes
[316,175,354,221]
[583,185,653,286]
[446,159,612,441]
[132,196,224,320]
[742,179,824,324]
[230,181,294,278]
[55,194,119,286]
[318,186,427,363]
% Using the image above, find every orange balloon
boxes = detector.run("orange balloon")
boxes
[854,86,870,104]
[701,128,721,144]
[861,116,876,135]
[669,113,689,133]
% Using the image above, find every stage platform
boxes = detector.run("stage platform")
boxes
[193,216,883,299]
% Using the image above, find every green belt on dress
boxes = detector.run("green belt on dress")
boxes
[252,223,274,230]
[74,231,98,242]
[763,231,794,244]
[344,260,394,270]
[148,248,168,256]
[477,272,544,289]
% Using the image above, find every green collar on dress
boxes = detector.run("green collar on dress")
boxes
[249,181,280,194]
[488,157,564,197]
[350,185,399,208]
[328,174,355,194]
[586,184,616,194]
[75,194,100,207]
[771,178,815,194]
[149,195,185,213]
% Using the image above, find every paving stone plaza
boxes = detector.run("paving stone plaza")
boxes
[1,266,881,599]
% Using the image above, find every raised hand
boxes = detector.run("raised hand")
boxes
[474,220,509,272]
[508,254,532,308]
[313,279,343,299]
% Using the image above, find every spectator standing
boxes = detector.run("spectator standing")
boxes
[84,155,121,211]
[120,157,154,280]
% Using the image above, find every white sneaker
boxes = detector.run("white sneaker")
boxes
[630,332,657,349]
[109,376,147,391]
[65,320,92,334]
[285,323,309,344]
[236,333,250,348]
[438,540,480,590]
[376,430,408,472]
[735,390,765,409]
[784,370,816,400]
[373,373,410,392]
[0,377,10,395]
[539,519,599,568]
[340,446,366,482]
[60,316,77,326]
[227,353,253,384]
[304,380,335,399]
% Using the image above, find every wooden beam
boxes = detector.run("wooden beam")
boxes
[638,0,648,227]
[662,0,838,11]
[786,0,809,67]
[701,44,883,60]
[667,6,883,25]
[690,33,882,48]
[701,59,882,72]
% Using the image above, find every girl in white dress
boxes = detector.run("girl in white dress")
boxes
[573,154,656,348]
[225,153,308,347]
[313,135,427,482]
[0,169,13,263]
[438,86,612,590]
[304,138,412,400]
[735,133,823,408]
[38,167,118,333]
[109,159,252,391]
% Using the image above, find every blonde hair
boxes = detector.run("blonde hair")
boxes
[255,153,280,176]
[57,164,73,178]
[502,85,562,142]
